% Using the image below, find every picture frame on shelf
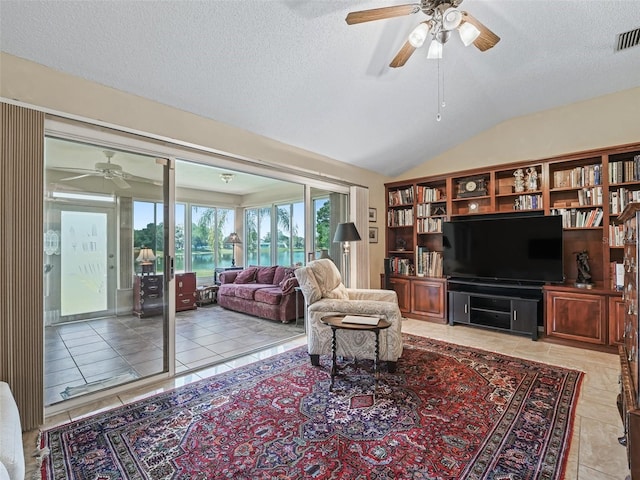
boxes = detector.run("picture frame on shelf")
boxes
[369,227,378,243]
[369,207,377,222]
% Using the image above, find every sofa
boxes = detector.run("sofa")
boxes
[295,259,403,370]
[217,265,304,323]
[0,381,24,480]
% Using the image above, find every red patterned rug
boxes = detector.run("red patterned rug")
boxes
[40,334,582,479]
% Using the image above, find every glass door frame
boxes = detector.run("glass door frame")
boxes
[44,119,177,413]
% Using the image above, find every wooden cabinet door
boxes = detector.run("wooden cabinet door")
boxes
[448,291,470,325]
[411,278,445,320]
[545,291,607,344]
[511,299,538,339]
[609,295,626,346]
[389,277,411,314]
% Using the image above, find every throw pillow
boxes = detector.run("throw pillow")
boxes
[274,266,295,285]
[279,277,299,295]
[256,265,277,284]
[234,267,257,284]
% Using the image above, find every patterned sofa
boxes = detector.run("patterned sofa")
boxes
[294,259,403,370]
[217,265,303,323]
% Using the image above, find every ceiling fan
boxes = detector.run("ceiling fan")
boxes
[57,150,148,189]
[345,0,500,68]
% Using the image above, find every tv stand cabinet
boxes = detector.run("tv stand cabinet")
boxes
[448,280,542,340]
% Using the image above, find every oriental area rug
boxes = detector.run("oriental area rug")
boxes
[40,334,582,480]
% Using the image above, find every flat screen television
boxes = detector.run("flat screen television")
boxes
[442,215,564,284]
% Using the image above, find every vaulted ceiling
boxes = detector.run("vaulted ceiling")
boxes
[1,1,639,177]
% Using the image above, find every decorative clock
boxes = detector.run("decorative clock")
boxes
[457,176,488,198]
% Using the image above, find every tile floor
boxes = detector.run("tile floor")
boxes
[26,319,631,479]
[44,304,305,405]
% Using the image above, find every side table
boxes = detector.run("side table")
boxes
[196,285,218,306]
[320,315,391,391]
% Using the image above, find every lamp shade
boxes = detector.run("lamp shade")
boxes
[224,232,242,244]
[459,21,481,46]
[408,22,430,48]
[136,247,156,263]
[427,38,443,59]
[333,222,362,243]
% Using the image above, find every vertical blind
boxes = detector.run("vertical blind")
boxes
[0,102,45,430]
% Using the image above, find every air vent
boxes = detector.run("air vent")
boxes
[616,27,640,51]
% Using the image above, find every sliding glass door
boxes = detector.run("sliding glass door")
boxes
[44,136,170,406]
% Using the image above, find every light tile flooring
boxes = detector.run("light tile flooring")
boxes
[44,304,305,405]
[26,319,631,479]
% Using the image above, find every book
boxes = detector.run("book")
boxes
[342,315,381,326]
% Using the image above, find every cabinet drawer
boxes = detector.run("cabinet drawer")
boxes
[140,275,162,287]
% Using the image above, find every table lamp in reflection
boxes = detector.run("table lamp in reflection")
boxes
[136,247,156,275]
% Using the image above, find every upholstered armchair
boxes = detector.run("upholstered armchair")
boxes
[294,259,403,371]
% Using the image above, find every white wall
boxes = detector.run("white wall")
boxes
[397,87,640,180]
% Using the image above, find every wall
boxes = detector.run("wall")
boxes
[397,87,640,180]
[1,53,390,284]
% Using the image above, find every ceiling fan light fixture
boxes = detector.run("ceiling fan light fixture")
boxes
[435,29,451,44]
[442,8,462,30]
[427,38,443,59]
[408,22,430,48]
[459,21,481,46]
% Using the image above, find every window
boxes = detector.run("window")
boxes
[134,201,234,281]
[192,206,235,276]
[246,202,304,267]
[133,201,164,274]
[314,196,330,252]
[276,201,305,266]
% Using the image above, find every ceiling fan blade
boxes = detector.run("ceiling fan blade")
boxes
[59,173,96,182]
[390,40,417,68]
[461,12,500,51]
[346,4,420,25]
[111,176,131,189]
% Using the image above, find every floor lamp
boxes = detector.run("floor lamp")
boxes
[333,222,361,287]
[224,233,242,267]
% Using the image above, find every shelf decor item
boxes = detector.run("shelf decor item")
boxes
[526,167,538,191]
[457,175,487,198]
[513,168,525,193]
[575,250,594,289]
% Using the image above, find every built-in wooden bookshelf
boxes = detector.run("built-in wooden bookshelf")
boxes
[384,142,640,341]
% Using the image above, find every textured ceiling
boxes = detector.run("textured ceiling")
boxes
[1,1,639,177]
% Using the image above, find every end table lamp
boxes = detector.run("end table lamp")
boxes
[136,247,156,275]
[224,232,242,267]
[333,222,361,287]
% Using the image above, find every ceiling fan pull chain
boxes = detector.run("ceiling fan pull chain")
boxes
[441,59,446,109]
[436,58,442,122]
